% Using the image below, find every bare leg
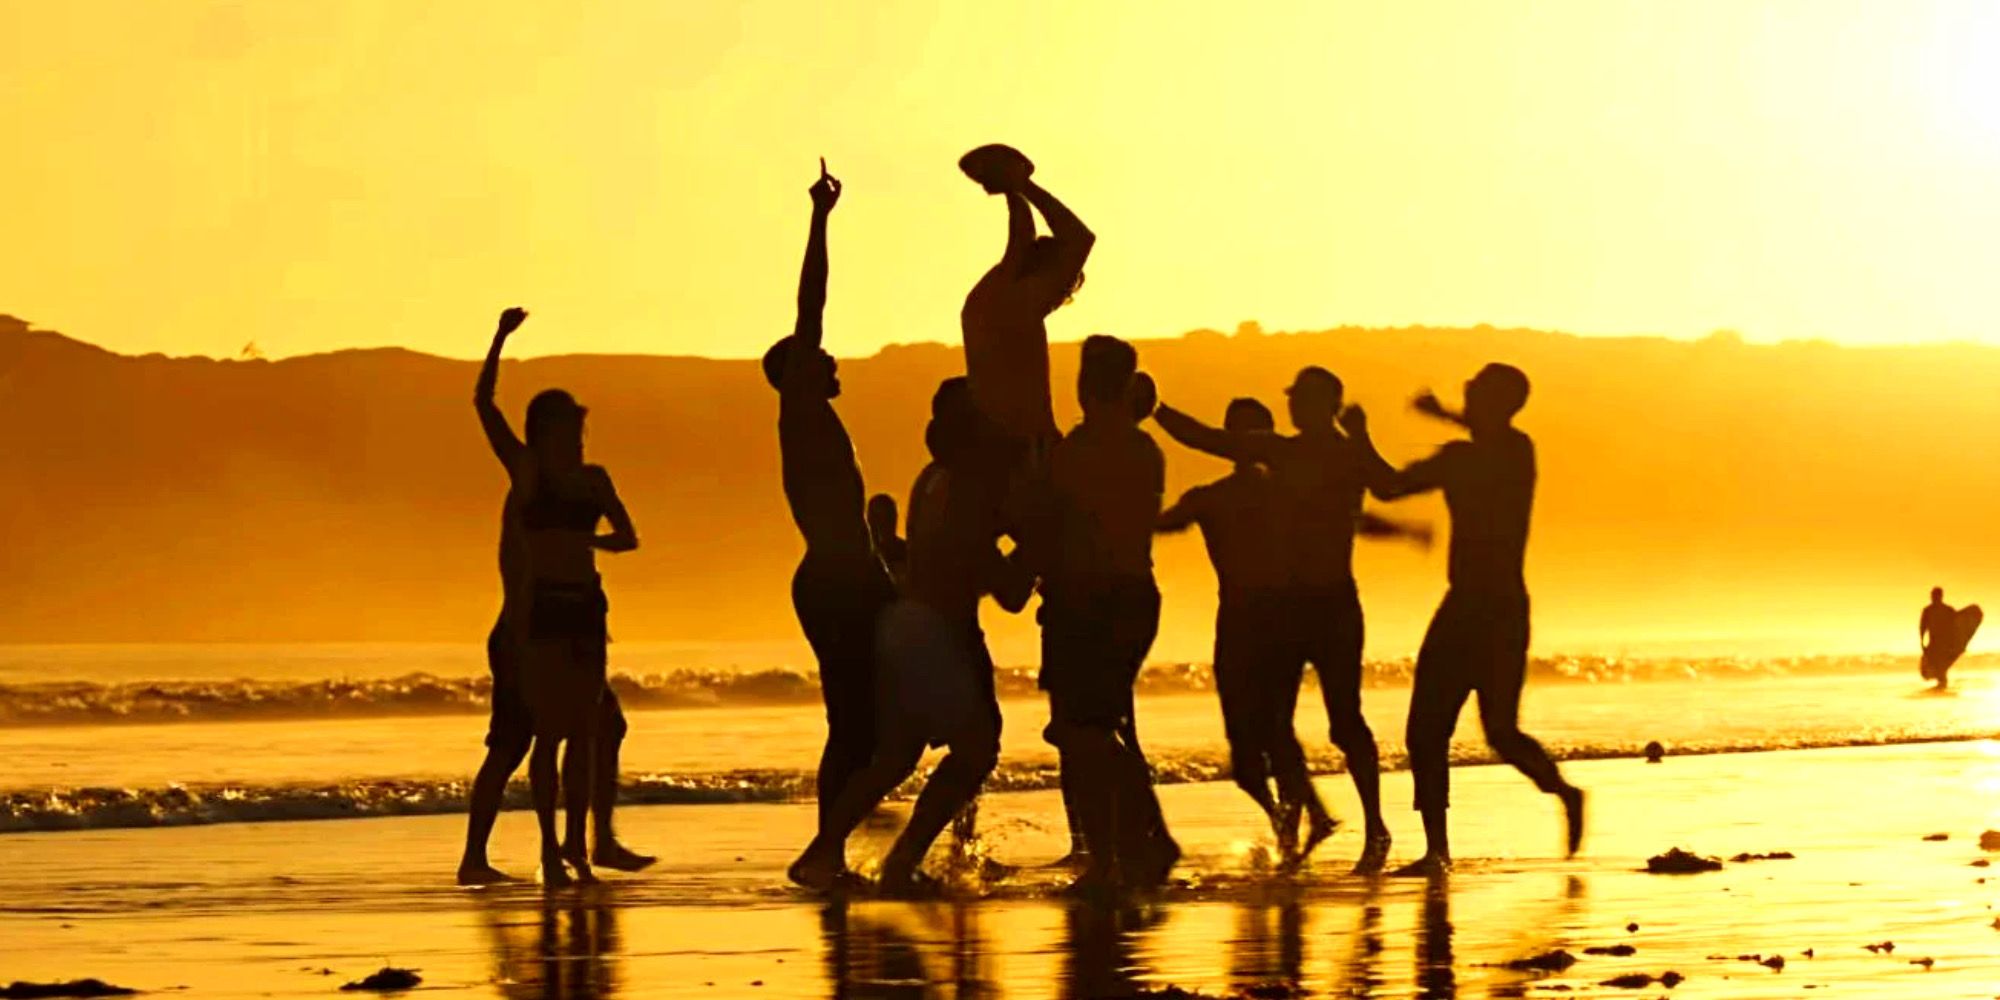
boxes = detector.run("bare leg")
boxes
[791,731,926,891]
[529,736,572,889]
[879,741,1000,890]
[589,699,654,871]
[560,735,597,883]
[458,734,530,885]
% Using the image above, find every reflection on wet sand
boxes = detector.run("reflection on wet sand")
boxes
[1416,877,1454,1000]
[821,900,996,999]
[1226,885,1304,993]
[1059,901,1166,1000]
[460,875,1591,999]
[481,893,621,1000]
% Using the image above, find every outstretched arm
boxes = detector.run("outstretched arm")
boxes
[1370,445,1460,501]
[789,160,842,370]
[1154,403,1279,465]
[474,308,529,467]
[1358,511,1433,549]
[1413,390,1470,429]
[1157,487,1204,534]
[587,467,640,553]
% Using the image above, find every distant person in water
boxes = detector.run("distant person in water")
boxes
[790,378,1032,894]
[764,162,900,880]
[463,307,645,888]
[1154,367,1416,873]
[1042,335,1176,891]
[868,494,909,592]
[1345,364,1584,876]
[1919,587,1983,690]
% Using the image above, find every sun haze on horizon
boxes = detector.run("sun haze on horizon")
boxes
[3,0,1998,361]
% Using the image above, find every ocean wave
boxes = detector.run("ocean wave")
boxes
[0,653,1966,728]
[5,728,1993,834]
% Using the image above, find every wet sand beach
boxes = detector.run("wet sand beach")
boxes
[8,740,2000,998]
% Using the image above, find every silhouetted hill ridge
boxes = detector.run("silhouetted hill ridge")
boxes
[3,313,1995,662]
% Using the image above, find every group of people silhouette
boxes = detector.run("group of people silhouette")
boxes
[454,146,1585,894]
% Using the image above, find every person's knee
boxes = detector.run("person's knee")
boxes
[1228,749,1268,793]
[600,698,629,744]
[1327,709,1376,755]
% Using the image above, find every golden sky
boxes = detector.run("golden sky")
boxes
[3,0,1998,360]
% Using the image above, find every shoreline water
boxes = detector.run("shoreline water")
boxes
[5,742,2000,998]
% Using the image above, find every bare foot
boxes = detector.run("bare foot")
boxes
[1135,832,1181,887]
[1390,854,1451,878]
[560,847,599,885]
[1294,813,1339,867]
[456,862,518,886]
[594,842,657,873]
[1351,829,1391,876]
[1560,787,1586,857]
[541,855,575,890]
[1273,805,1302,861]
[787,849,842,893]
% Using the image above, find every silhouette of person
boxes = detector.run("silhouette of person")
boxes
[763,162,900,879]
[1048,370,1167,865]
[1345,364,1584,875]
[1920,587,1982,690]
[461,307,650,887]
[1154,366,1414,873]
[958,144,1093,450]
[789,377,1032,894]
[869,493,910,591]
[1156,398,1325,857]
[1042,335,1176,891]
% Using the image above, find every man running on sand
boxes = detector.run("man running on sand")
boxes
[1343,364,1584,876]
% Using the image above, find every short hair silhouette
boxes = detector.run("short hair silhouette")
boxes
[1933,586,1945,602]
[1224,397,1275,433]
[1473,363,1531,418]
[867,493,898,530]
[525,389,586,446]
[761,336,798,389]
[1079,334,1137,406]
[1287,366,1343,402]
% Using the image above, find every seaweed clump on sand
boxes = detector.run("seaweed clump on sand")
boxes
[1599,970,1684,989]
[1728,851,1796,862]
[1,982,137,999]
[338,969,420,993]
[1646,848,1723,873]
[1502,949,1578,972]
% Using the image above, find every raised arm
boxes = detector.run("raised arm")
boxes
[474,308,529,467]
[1019,180,1094,301]
[1153,402,1279,465]
[1337,404,1398,497]
[999,191,1036,271]
[791,160,841,358]
[587,466,640,553]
